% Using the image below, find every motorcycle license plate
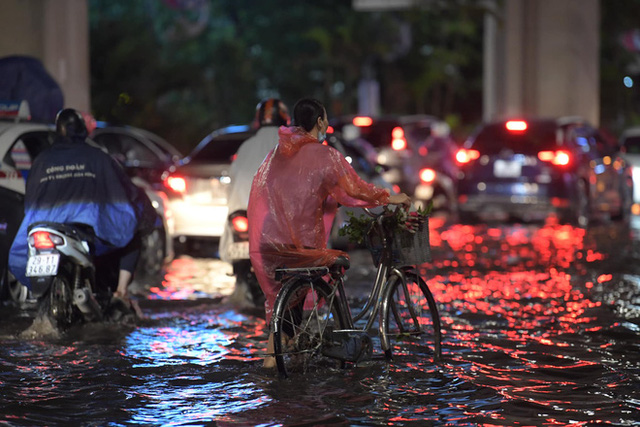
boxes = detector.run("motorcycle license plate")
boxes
[26,254,60,277]
[227,242,249,260]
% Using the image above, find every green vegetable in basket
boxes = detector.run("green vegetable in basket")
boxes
[338,201,432,245]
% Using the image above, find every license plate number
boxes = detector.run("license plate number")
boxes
[26,254,60,277]
[227,242,249,260]
[494,160,522,178]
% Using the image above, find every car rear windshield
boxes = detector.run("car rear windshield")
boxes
[623,135,640,154]
[471,122,559,154]
[190,133,251,163]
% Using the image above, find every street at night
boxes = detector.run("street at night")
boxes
[1,216,639,425]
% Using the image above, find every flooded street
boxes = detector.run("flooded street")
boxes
[1,217,640,426]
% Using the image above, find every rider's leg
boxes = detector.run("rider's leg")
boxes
[264,332,276,368]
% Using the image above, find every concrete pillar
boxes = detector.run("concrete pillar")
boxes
[0,0,90,114]
[43,0,90,113]
[493,0,600,125]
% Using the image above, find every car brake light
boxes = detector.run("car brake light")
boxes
[352,116,373,127]
[506,120,528,131]
[419,168,436,184]
[164,175,187,193]
[231,215,249,233]
[326,125,334,134]
[455,148,480,164]
[31,231,60,249]
[391,127,407,151]
[538,150,571,166]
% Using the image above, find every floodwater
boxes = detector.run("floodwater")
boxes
[1,217,640,426]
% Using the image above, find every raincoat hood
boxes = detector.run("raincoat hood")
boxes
[277,126,318,157]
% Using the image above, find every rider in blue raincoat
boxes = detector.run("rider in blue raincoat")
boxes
[9,109,156,298]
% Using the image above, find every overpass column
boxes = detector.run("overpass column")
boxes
[490,0,600,125]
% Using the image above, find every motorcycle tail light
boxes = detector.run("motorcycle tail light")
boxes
[231,215,249,233]
[538,150,571,166]
[455,148,480,164]
[391,127,407,151]
[164,175,187,193]
[419,168,436,184]
[29,231,63,249]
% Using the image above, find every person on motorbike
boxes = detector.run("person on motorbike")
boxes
[219,98,290,308]
[247,98,411,368]
[9,108,156,313]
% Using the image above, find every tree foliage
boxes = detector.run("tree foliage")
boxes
[89,0,485,152]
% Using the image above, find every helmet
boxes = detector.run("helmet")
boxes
[253,98,290,128]
[55,108,88,139]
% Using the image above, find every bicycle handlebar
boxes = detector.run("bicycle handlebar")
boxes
[363,204,407,218]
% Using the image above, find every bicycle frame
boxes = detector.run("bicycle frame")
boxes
[271,204,440,376]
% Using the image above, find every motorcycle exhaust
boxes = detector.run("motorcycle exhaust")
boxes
[73,288,103,321]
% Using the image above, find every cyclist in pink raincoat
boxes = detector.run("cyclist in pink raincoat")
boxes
[247,98,411,367]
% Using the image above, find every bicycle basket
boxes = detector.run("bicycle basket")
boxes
[366,216,432,267]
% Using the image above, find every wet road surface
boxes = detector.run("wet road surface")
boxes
[1,216,639,425]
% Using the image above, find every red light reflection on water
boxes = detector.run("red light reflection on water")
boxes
[420,219,617,412]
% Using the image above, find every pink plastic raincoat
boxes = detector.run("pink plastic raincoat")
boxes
[248,126,390,323]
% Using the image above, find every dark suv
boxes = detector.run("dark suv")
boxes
[330,115,458,213]
[455,117,633,225]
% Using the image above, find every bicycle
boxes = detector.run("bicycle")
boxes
[270,205,442,378]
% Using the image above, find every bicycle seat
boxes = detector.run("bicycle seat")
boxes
[331,255,350,273]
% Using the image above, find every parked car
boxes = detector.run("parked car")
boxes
[162,125,255,245]
[330,115,458,214]
[619,126,640,215]
[455,117,633,225]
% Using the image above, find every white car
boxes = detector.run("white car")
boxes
[620,126,640,215]
[162,125,255,246]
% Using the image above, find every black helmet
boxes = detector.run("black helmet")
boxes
[253,98,290,128]
[55,108,88,139]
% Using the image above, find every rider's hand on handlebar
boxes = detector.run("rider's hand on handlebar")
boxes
[387,192,412,208]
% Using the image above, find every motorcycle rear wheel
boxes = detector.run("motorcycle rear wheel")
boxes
[41,275,75,329]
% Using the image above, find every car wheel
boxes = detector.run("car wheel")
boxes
[137,227,166,280]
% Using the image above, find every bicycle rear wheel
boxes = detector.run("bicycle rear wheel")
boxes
[380,270,442,361]
[271,276,347,378]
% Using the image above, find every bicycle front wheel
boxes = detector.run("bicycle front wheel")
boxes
[380,270,442,361]
[271,277,347,377]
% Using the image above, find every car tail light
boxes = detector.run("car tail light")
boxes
[327,125,334,134]
[164,175,187,193]
[29,231,63,249]
[538,150,571,166]
[455,148,480,164]
[419,168,436,184]
[391,127,407,151]
[352,116,373,127]
[506,120,528,131]
[231,215,249,233]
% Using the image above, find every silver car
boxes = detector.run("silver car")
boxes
[162,125,254,245]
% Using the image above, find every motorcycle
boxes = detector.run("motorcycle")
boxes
[25,221,128,330]
[221,210,264,309]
